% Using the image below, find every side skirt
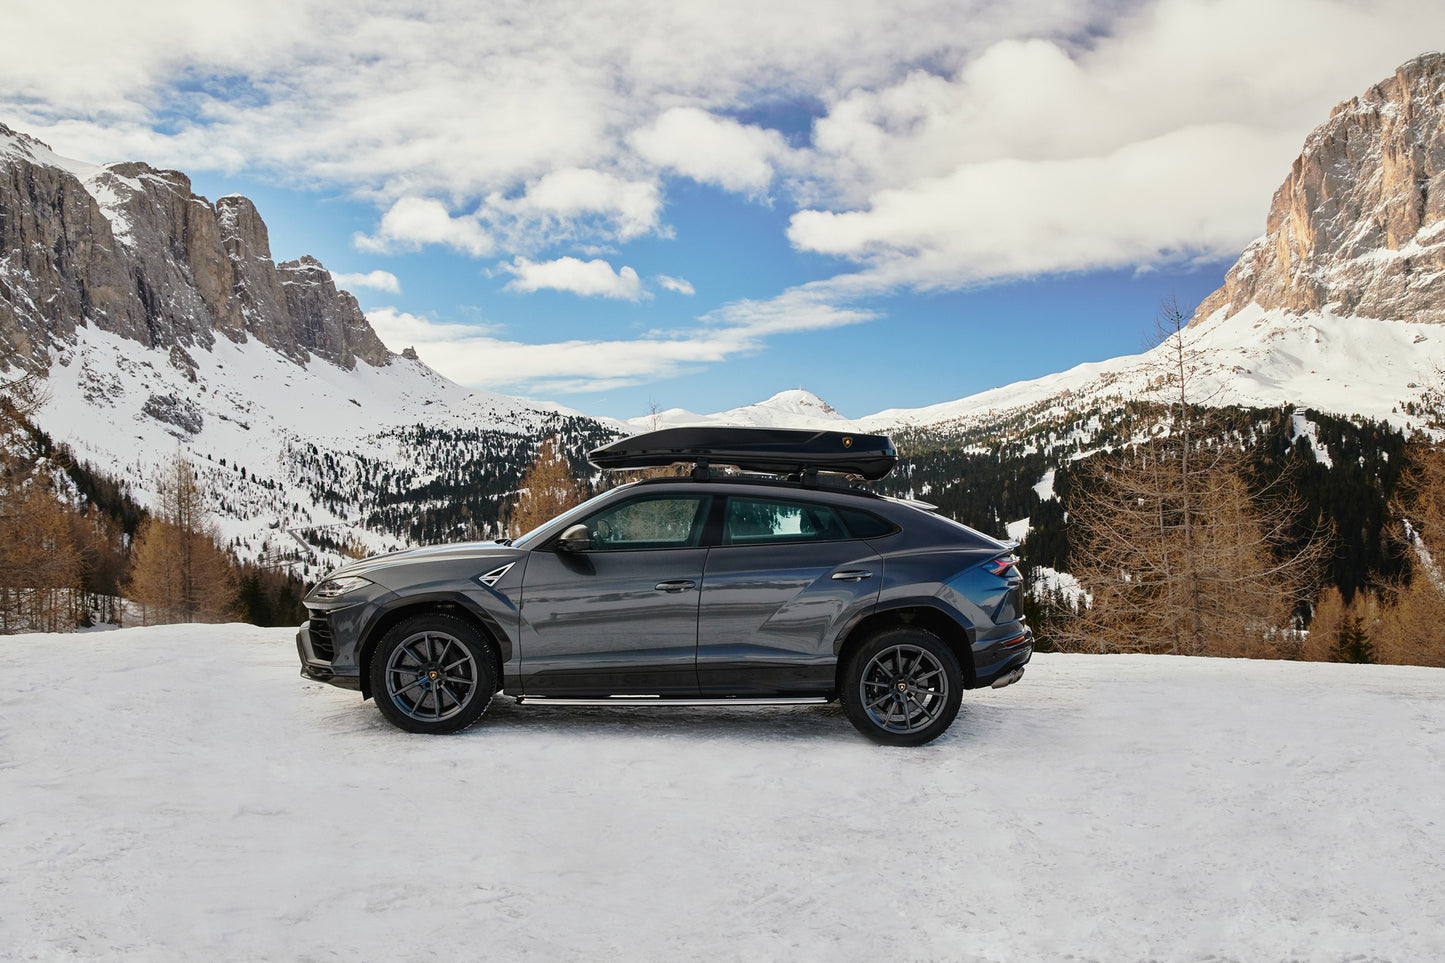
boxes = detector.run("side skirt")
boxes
[511,695,830,707]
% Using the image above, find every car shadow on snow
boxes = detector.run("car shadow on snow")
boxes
[436,696,1014,747]
[303,682,1027,748]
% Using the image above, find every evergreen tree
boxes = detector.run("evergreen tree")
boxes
[235,571,269,626]
[1332,615,1375,664]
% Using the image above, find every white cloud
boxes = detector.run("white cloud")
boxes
[364,284,871,394]
[655,275,695,296]
[353,197,493,257]
[366,307,498,346]
[786,0,1445,284]
[499,168,662,241]
[699,284,876,336]
[353,173,661,258]
[7,0,1068,250]
[330,270,401,294]
[789,123,1294,286]
[502,257,647,300]
[631,107,791,194]
[803,3,1445,209]
[8,0,1445,317]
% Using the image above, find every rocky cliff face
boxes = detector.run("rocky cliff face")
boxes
[1196,53,1445,325]
[0,124,389,370]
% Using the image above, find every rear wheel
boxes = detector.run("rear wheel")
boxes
[841,627,963,746]
[370,613,496,734]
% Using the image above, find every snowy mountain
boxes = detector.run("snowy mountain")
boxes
[0,123,386,370]
[7,52,1445,578]
[1197,52,1445,327]
[650,54,1445,446]
[1,124,626,574]
[638,307,1445,442]
[627,388,849,431]
[42,324,620,569]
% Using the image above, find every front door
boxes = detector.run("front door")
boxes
[518,493,711,696]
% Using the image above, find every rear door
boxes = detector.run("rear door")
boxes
[696,495,882,696]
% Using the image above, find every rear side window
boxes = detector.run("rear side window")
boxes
[722,496,848,545]
[838,507,897,538]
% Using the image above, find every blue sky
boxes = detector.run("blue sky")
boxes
[4,0,1442,420]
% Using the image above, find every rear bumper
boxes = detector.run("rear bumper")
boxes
[970,626,1033,688]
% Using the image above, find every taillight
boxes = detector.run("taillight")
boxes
[987,557,1018,577]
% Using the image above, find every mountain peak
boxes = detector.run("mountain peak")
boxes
[1195,51,1445,327]
[0,122,53,156]
[753,388,843,416]
[0,122,391,371]
[624,388,847,431]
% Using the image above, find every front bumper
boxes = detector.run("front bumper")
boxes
[295,582,399,691]
[297,619,362,689]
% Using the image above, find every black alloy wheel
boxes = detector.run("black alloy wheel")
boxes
[841,627,963,746]
[370,613,496,734]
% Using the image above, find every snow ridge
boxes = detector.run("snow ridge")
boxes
[637,307,1445,439]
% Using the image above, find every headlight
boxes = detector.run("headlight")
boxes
[313,575,373,598]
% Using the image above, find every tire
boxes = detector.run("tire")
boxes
[369,613,497,734]
[840,626,963,746]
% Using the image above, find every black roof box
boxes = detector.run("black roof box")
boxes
[589,427,897,481]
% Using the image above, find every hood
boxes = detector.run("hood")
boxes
[323,541,523,582]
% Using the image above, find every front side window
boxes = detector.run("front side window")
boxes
[722,496,848,546]
[580,495,710,551]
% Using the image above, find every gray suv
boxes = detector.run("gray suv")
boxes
[297,428,1032,746]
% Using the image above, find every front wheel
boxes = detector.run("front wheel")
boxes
[841,627,963,746]
[370,613,497,734]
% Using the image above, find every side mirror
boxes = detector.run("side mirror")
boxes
[556,523,591,553]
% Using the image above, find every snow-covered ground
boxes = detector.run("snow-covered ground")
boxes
[2,626,1441,961]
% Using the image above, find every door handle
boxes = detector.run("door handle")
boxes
[654,579,697,593]
[831,570,873,582]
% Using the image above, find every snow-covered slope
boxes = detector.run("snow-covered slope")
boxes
[2,625,1441,959]
[39,325,624,569]
[635,306,1445,439]
[856,304,1444,435]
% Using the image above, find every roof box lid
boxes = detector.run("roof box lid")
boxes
[589,426,898,481]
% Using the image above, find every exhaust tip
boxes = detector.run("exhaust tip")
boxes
[990,667,1025,689]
